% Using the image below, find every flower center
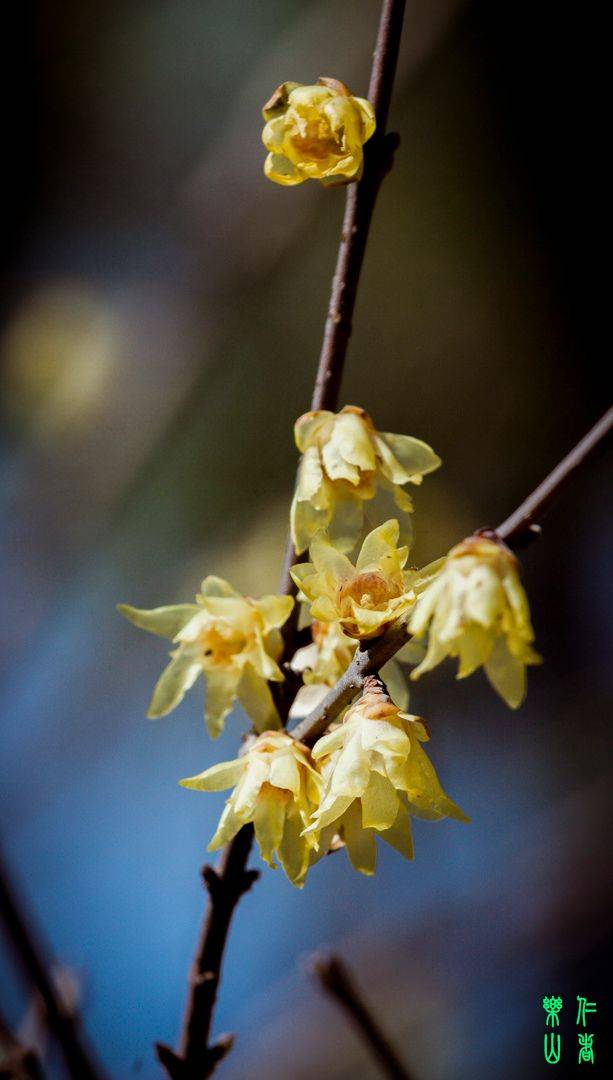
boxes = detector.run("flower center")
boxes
[289,108,340,160]
[198,622,247,667]
[338,571,401,614]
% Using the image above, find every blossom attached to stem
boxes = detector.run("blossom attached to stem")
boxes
[180,731,321,887]
[291,519,432,640]
[409,535,541,708]
[291,406,441,554]
[304,681,467,876]
[118,576,293,738]
[262,78,376,187]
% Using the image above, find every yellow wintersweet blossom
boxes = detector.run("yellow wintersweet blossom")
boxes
[118,576,293,738]
[291,519,427,640]
[262,78,375,186]
[180,731,322,887]
[291,405,441,554]
[409,535,541,708]
[304,685,467,875]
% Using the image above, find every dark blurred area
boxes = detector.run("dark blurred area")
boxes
[1,2,611,1077]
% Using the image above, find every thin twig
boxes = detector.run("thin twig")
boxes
[156,3,408,1075]
[291,408,613,745]
[310,953,414,1080]
[0,844,106,1080]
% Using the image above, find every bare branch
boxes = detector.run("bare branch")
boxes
[0,843,106,1080]
[161,3,409,1074]
[291,408,613,746]
[310,953,414,1080]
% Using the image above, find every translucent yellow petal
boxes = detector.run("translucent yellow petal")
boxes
[379,433,441,481]
[353,96,376,141]
[331,411,376,472]
[204,669,239,739]
[330,734,370,797]
[236,665,280,733]
[342,801,377,875]
[310,537,354,583]
[327,494,364,554]
[252,790,286,868]
[294,410,333,452]
[361,772,400,831]
[322,437,361,484]
[147,650,202,718]
[311,725,348,760]
[378,800,414,860]
[484,637,526,709]
[278,805,311,886]
[207,803,243,851]
[179,758,245,792]
[356,519,400,571]
[198,576,240,599]
[268,752,301,795]
[264,152,303,186]
[231,757,269,817]
[255,594,294,631]
[118,603,200,640]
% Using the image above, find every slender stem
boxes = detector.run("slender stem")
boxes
[497,406,612,546]
[0,844,106,1080]
[311,954,414,1080]
[157,4,408,1076]
[291,408,613,745]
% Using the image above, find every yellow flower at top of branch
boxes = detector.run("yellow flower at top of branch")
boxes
[262,77,376,186]
[291,519,431,640]
[118,576,293,738]
[304,682,468,876]
[409,535,541,708]
[291,405,441,555]
[180,731,321,887]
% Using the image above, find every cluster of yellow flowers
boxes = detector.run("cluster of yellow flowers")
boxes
[119,79,541,887]
[121,406,539,886]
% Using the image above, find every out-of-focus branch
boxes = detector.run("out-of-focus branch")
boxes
[0,844,106,1080]
[156,3,408,1076]
[291,408,613,745]
[0,1007,42,1080]
[310,953,414,1080]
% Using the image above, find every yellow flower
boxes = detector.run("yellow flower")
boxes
[291,519,423,640]
[262,78,375,186]
[291,405,441,554]
[409,536,541,708]
[118,576,294,738]
[180,731,321,887]
[305,686,467,876]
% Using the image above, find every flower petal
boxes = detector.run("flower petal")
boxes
[147,649,202,718]
[118,603,200,640]
[179,758,245,792]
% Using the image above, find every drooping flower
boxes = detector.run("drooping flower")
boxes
[118,576,294,738]
[180,731,322,886]
[409,535,541,708]
[305,682,467,875]
[262,78,376,186]
[290,405,441,554]
[291,519,427,640]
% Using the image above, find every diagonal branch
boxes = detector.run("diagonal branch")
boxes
[156,3,408,1076]
[310,953,414,1080]
[0,843,106,1080]
[290,407,613,746]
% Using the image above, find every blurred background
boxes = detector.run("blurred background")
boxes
[1,1,610,1077]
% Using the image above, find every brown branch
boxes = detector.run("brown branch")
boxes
[310,954,414,1080]
[0,1007,43,1080]
[156,3,408,1075]
[291,407,613,746]
[0,844,106,1080]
